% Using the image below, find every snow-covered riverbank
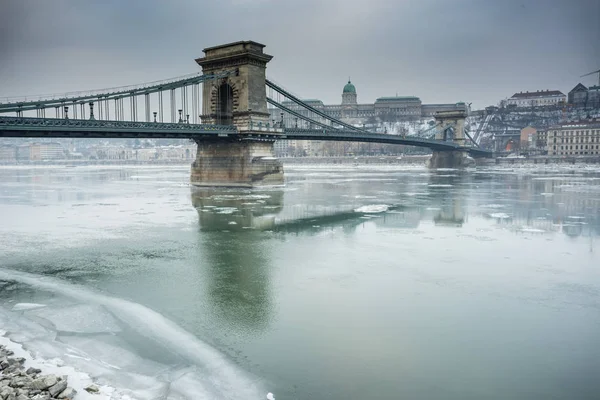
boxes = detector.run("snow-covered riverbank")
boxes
[0,306,131,400]
[0,327,115,400]
[0,268,268,400]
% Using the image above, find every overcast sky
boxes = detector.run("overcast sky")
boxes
[1,0,599,109]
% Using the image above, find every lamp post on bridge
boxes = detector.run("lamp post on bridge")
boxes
[178,109,183,123]
[64,106,69,120]
[153,112,157,123]
[89,102,95,120]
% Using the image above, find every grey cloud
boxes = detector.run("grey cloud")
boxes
[0,0,598,108]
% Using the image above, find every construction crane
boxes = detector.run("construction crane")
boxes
[581,69,600,86]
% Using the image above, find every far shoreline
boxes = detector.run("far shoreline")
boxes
[1,154,600,168]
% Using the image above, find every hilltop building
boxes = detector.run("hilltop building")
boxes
[505,90,566,108]
[568,83,600,108]
[270,80,465,156]
[270,79,465,128]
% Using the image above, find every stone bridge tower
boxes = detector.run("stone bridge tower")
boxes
[191,41,283,187]
[428,109,474,168]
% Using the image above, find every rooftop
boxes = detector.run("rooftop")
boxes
[550,119,600,129]
[510,90,565,99]
[569,83,588,92]
[343,80,356,94]
[375,96,421,102]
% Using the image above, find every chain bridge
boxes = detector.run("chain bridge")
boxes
[0,40,491,186]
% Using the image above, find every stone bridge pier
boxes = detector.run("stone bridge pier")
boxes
[191,41,284,187]
[428,109,474,169]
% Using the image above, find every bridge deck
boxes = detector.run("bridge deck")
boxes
[0,117,492,157]
[0,116,236,139]
[281,128,491,157]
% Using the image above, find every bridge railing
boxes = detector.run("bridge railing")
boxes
[0,70,237,125]
[0,73,204,105]
[0,116,238,133]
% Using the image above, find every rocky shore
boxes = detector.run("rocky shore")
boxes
[0,344,88,400]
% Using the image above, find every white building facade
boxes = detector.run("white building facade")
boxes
[547,120,600,156]
[506,90,566,108]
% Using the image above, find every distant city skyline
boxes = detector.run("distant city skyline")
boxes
[1,0,599,109]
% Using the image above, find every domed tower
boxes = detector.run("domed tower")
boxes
[342,79,357,105]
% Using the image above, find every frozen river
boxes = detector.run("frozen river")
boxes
[0,164,599,399]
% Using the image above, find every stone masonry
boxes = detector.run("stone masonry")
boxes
[191,41,284,187]
[429,110,472,168]
[191,140,283,187]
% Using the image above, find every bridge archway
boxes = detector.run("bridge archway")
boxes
[434,110,466,147]
[443,127,455,141]
[216,82,234,125]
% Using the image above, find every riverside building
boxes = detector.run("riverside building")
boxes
[547,120,600,156]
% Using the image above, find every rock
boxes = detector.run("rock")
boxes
[84,384,99,393]
[31,395,51,400]
[0,361,9,371]
[48,380,67,398]
[1,365,19,375]
[9,376,32,388]
[15,394,28,400]
[29,374,58,390]
[57,387,77,399]
[25,368,42,376]
[0,386,15,400]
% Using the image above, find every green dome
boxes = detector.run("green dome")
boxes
[343,80,356,94]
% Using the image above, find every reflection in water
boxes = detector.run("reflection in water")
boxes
[191,188,284,333]
[429,172,467,227]
[0,167,134,205]
[191,188,283,231]
[199,229,274,334]
[0,166,599,400]
[470,170,600,238]
[190,170,600,241]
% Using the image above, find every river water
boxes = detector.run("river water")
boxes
[0,164,599,400]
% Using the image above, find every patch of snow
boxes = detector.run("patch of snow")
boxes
[354,204,389,213]
[12,303,47,311]
[519,228,546,233]
[488,212,511,219]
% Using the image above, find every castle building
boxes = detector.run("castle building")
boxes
[269,80,464,128]
[270,80,466,156]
